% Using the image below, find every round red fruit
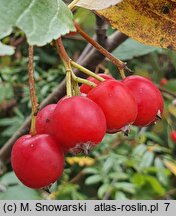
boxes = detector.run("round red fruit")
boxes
[160,78,168,86]
[80,73,113,94]
[87,80,137,133]
[123,75,164,126]
[51,96,106,152]
[11,134,64,189]
[36,104,56,135]
[170,130,176,143]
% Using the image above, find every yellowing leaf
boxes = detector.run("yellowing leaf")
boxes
[76,0,123,10]
[97,0,176,49]
[164,160,176,175]
[66,156,95,167]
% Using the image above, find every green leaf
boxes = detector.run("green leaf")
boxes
[0,83,14,102]
[97,184,110,199]
[144,132,164,145]
[109,172,129,181]
[0,172,40,200]
[115,191,127,200]
[0,185,40,200]
[85,175,102,185]
[133,144,147,157]
[0,42,15,56]
[0,172,20,186]
[103,157,114,173]
[164,79,176,92]
[113,38,160,61]
[83,167,98,174]
[154,158,168,186]
[114,182,135,194]
[0,0,75,46]
[146,176,165,195]
[139,151,154,169]
[131,173,145,187]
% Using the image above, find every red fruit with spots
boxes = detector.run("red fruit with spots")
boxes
[123,75,164,126]
[80,73,114,94]
[52,96,106,153]
[36,104,56,135]
[170,130,176,143]
[87,80,137,133]
[11,134,64,189]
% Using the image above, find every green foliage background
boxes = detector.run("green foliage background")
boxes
[0,5,176,200]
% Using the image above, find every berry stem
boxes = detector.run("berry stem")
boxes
[75,23,127,79]
[68,0,80,10]
[54,38,97,91]
[54,38,72,97]
[70,60,105,82]
[71,70,96,88]
[72,79,81,96]
[28,45,39,136]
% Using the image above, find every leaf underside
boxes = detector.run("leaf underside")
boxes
[0,0,75,46]
[0,42,15,56]
[76,0,123,10]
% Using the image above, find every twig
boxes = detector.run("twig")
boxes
[75,23,129,79]
[95,15,108,47]
[158,86,176,98]
[54,39,72,97]
[28,45,39,135]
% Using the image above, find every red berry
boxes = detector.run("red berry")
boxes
[160,78,168,86]
[170,130,176,143]
[51,96,106,153]
[11,134,64,189]
[87,80,137,133]
[123,75,164,126]
[80,73,113,94]
[36,104,56,135]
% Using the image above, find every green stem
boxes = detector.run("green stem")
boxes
[70,60,105,82]
[72,79,81,96]
[65,69,72,97]
[71,70,96,88]
[28,45,39,136]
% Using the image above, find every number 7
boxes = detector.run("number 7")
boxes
[164,203,170,211]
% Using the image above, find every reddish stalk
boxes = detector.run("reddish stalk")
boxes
[28,45,39,136]
[75,23,131,79]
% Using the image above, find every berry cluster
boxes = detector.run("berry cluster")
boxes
[11,75,164,189]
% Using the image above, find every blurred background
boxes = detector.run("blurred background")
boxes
[0,6,176,200]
